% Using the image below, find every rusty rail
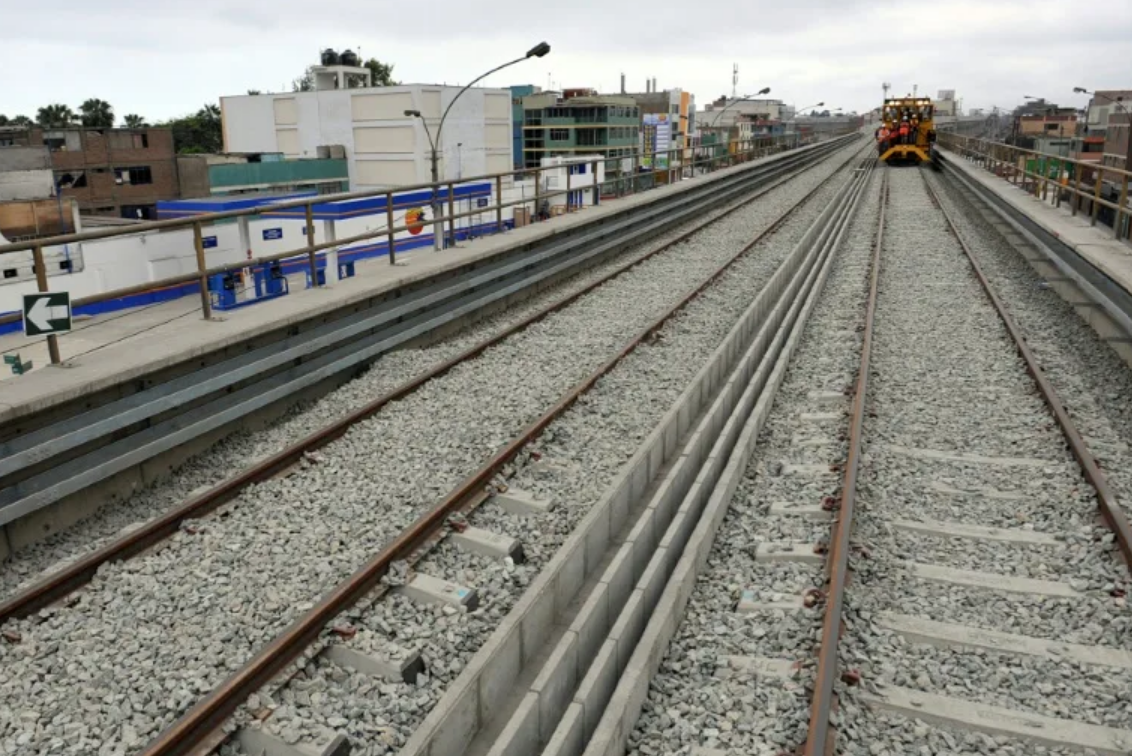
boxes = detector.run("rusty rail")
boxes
[924,172,1132,570]
[135,141,869,756]
[803,168,887,756]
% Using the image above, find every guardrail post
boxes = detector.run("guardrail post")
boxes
[305,204,318,286]
[534,168,542,222]
[1117,176,1129,240]
[1091,168,1103,226]
[495,174,503,233]
[447,183,456,247]
[565,161,573,211]
[386,192,396,265]
[32,244,63,365]
[592,159,600,206]
[1072,167,1083,216]
[192,222,213,322]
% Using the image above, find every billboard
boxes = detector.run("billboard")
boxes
[937,89,956,101]
[642,113,671,169]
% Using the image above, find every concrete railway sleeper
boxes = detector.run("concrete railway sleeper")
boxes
[0,142,871,754]
[0,135,858,545]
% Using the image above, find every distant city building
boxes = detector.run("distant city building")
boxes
[0,125,179,220]
[620,86,696,171]
[700,96,790,128]
[1084,90,1132,136]
[176,151,350,198]
[510,85,541,169]
[520,89,640,170]
[221,84,514,190]
[935,89,959,117]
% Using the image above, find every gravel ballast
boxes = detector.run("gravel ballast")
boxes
[835,168,1132,756]
[0,143,866,755]
[625,167,882,756]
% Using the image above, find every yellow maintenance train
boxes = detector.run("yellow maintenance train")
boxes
[878,96,938,166]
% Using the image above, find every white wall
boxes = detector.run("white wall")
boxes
[0,170,55,201]
[221,86,514,193]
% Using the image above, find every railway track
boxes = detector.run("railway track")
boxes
[823,167,1132,755]
[0,140,869,754]
[0,136,859,607]
[0,134,856,548]
[604,163,1132,756]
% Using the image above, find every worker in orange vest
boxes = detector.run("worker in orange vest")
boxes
[877,125,890,155]
[898,119,910,145]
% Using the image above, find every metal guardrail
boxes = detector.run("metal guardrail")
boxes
[938,132,1132,243]
[0,131,853,365]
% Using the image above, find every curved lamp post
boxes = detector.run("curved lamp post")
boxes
[1074,86,1130,119]
[405,41,550,250]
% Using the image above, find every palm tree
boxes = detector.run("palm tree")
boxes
[10,115,32,127]
[79,98,115,128]
[123,114,147,128]
[37,104,78,128]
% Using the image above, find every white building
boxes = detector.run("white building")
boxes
[700,98,789,129]
[220,84,514,191]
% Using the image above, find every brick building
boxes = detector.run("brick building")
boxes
[10,126,180,219]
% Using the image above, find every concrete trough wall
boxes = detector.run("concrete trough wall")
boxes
[579,170,868,756]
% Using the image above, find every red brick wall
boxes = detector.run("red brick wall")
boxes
[45,127,180,215]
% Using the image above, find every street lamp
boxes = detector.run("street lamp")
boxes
[1073,86,1130,117]
[406,41,550,250]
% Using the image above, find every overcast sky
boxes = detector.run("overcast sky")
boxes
[3,0,1130,123]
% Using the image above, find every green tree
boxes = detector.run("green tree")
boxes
[0,115,7,126]
[10,115,32,127]
[292,67,315,92]
[363,58,398,86]
[37,104,77,128]
[123,114,147,128]
[161,102,223,154]
[247,89,262,95]
[79,98,115,128]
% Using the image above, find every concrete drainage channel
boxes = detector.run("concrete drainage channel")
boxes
[397,161,875,756]
[0,135,857,554]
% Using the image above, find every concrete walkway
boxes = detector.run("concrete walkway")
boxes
[944,153,1132,297]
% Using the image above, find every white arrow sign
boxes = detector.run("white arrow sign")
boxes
[26,298,70,331]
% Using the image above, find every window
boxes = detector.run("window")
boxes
[550,128,569,141]
[114,166,153,185]
[44,137,66,151]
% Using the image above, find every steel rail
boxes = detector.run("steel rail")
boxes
[136,143,871,756]
[0,139,865,625]
[923,173,1132,570]
[803,167,887,756]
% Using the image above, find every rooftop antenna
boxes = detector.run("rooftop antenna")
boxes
[732,63,738,99]
[913,83,918,97]
[882,82,891,100]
